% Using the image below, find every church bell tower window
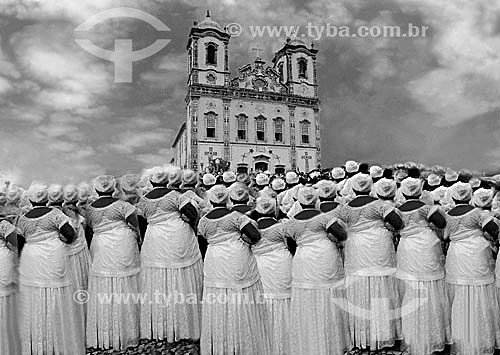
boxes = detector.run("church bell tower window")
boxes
[206,43,218,66]
[298,58,308,79]
[256,116,266,141]
[301,120,310,144]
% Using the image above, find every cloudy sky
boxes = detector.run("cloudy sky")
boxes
[0,0,499,185]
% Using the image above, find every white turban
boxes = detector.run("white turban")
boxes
[93,175,116,194]
[27,183,49,204]
[450,182,472,202]
[6,185,23,203]
[370,165,383,179]
[297,186,318,206]
[445,170,458,183]
[427,174,441,187]
[229,182,249,202]
[207,185,229,205]
[48,184,64,204]
[182,169,198,186]
[351,173,372,193]
[345,160,359,174]
[256,173,270,186]
[120,174,140,194]
[271,178,286,192]
[374,178,397,199]
[331,167,346,180]
[255,197,276,215]
[202,173,216,187]
[400,177,423,198]
[471,188,494,208]
[285,171,299,185]
[63,184,78,204]
[222,171,236,184]
[77,182,91,203]
[315,180,337,199]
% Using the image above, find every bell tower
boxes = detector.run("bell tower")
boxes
[187,11,230,87]
[272,38,318,98]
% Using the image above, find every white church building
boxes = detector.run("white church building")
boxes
[172,11,321,174]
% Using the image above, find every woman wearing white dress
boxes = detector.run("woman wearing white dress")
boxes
[252,197,292,355]
[198,185,271,355]
[17,183,85,355]
[62,184,91,333]
[286,186,350,355]
[337,173,404,351]
[445,182,500,355]
[396,178,451,354]
[85,175,141,351]
[138,166,203,342]
[0,219,21,354]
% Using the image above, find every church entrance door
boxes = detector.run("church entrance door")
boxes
[254,161,268,172]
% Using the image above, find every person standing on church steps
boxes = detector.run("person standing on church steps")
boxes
[137,166,203,344]
[198,185,271,355]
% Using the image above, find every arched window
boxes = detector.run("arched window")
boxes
[255,115,266,141]
[298,58,307,79]
[301,120,310,144]
[237,114,247,140]
[206,43,217,66]
[206,112,217,138]
[278,62,284,82]
[274,117,284,142]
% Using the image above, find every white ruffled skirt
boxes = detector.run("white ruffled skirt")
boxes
[291,285,350,355]
[139,258,203,342]
[200,280,271,355]
[399,278,451,355]
[0,293,21,355]
[345,274,402,350]
[18,284,85,355]
[86,273,140,351]
[264,297,291,355]
[69,247,90,336]
[446,283,500,355]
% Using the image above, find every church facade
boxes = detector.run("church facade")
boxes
[172,12,321,174]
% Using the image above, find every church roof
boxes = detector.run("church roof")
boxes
[197,10,223,31]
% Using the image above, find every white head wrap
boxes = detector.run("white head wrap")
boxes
[120,174,140,194]
[450,182,472,202]
[285,171,299,185]
[331,167,346,180]
[400,177,423,198]
[315,180,337,199]
[27,183,49,204]
[93,175,116,194]
[369,165,383,179]
[256,173,270,186]
[182,169,198,186]
[469,178,481,189]
[63,184,78,204]
[255,197,276,215]
[229,182,249,202]
[166,166,183,187]
[207,185,229,205]
[345,160,359,174]
[202,173,216,187]
[48,184,64,204]
[351,173,372,193]
[6,185,23,204]
[297,186,318,206]
[374,178,397,199]
[471,188,494,208]
[77,182,91,203]
[222,171,236,184]
[271,178,286,192]
[445,169,459,183]
[427,173,441,187]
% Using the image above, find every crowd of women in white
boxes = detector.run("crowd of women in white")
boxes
[1,160,500,355]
